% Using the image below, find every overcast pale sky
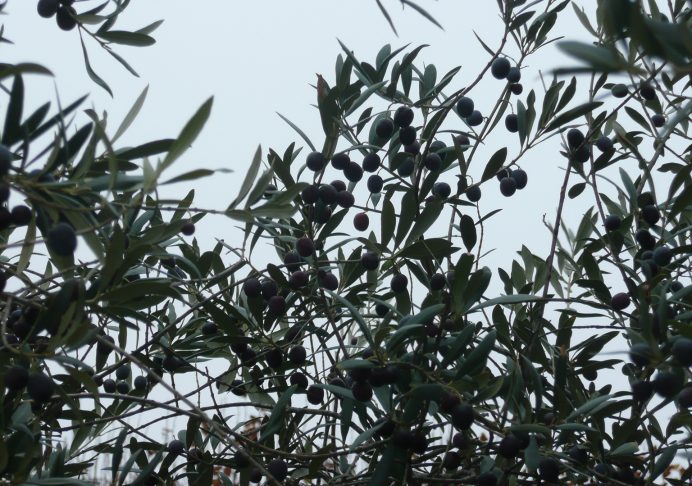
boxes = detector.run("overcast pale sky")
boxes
[13,1,605,279]
[6,1,589,228]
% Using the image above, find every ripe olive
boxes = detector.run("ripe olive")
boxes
[168,439,185,455]
[47,223,78,256]
[27,372,55,403]
[611,292,630,311]
[306,151,326,172]
[456,97,474,117]
[375,118,395,139]
[393,106,414,128]
[362,153,381,172]
[491,58,511,79]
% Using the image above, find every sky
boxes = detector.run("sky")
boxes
[3,0,602,276]
[5,0,683,478]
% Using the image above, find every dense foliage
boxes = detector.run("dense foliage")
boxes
[0,0,690,485]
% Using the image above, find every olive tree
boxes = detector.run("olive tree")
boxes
[0,0,690,485]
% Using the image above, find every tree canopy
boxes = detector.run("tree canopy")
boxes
[0,0,690,485]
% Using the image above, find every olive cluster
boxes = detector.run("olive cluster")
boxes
[610,82,666,127]
[0,145,35,231]
[97,358,150,396]
[233,450,290,483]
[37,0,77,31]
[0,144,78,257]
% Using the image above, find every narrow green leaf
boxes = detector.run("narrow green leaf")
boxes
[350,423,383,450]
[524,436,540,471]
[609,442,639,457]
[249,203,297,219]
[109,49,139,77]
[381,197,395,246]
[510,11,535,31]
[345,81,387,117]
[317,383,355,402]
[229,145,262,209]
[326,290,375,348]
[276,112,316,152]
[111,428,127,483]
[394,45,428,92]
[375,0,398,35]
[395,190,417,247]
[468,294,541,313]
[135,19,164,35]
[267,182,309,206]
[421,64,437,97]
[3,75,23,146]
[97,30,156,46]
[224,209,253,223]
[130,451,162,486]
[652,445,677,480]
[337,39,371,84]
[113,85,148,142]
[261,386,296,441]
[386,324,424,353]
[459,214,476,251]
[356,106,373,135]
[539,80,564,128]
[79,36,112,96]
[566,394,611,421]
[558,41,626,71]
[368,444,406,485]
[410,304,445,326]
[451,253,474,310]
[509,423,551,435]
[481,147,507,182]
[555,423,597,432]
[397,238,455,260]
[25,479,94,486]
[625,106,651,131]
[440,325,476,368]
[455,331,496,379]
[429,65,460,98]
[162,169,218,185]
[517,99,528,145]
[117,139,174,160]
[520,355,543,411]
[245,168,275,209]
[555,77,576,113]
[17,217,35,274]
[160,97,213,172]
[571,4,598,37]
[401,0,444,29]
[98,224,126,292]
[337,359,375,371]
[545,101,603,132]
[0,63,53,81]
[458,267,492,312]
[473,31,495,56]
[568,182,586,199]
[406,199,442,245]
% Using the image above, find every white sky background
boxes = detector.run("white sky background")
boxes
[5,0,591,248]
[3,0,683,479]
[4,0,607,298]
